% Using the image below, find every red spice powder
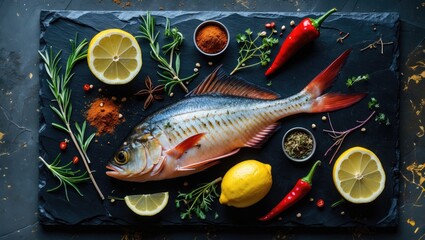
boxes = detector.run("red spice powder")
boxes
[86,98,124,135]
[195,25,228,54]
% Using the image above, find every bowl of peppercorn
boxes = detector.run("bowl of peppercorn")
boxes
[282,127,316,162]
[193,20,230,57]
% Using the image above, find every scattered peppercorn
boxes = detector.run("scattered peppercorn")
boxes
[361,127,366,132]
[83,84,92,92]
[59,140,68,151]
[296,212,302,218]
[281,25,286,31]
[290,20,296,27]
[316,199,325,208]
[311,123,317,129]
[321,116,327,121]
[72,156,79,164]
[265,23,272,28]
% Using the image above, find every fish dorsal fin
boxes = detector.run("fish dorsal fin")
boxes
[188,66,280,100]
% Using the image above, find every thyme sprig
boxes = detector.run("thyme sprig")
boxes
[39,35,104,200]
[175,177,222,220]
[39,155,90,201]
[230,28,279,75]
[138,12,198,95]
[368,97,390,125]
[346,74,369,87]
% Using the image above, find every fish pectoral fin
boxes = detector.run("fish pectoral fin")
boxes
[165,133,206,159]
[177,149,240,171]
[245,123,280,148]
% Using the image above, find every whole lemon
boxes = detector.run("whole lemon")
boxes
[219,160,272,208]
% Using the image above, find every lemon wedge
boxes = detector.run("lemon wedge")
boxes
[124,192,169,216]
[333,147,386,204]
[87,29,142,85]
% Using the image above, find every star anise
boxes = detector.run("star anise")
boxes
[135,76,165,109]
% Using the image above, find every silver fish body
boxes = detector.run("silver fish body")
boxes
[106,50,365,182]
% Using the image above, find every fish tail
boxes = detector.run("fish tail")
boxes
[302,49,352,98]
[308,93,367,113]
[298,49,366,113]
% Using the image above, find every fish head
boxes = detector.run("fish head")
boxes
[106,124,164,182]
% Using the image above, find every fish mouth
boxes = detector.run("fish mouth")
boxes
[106,164,123,177]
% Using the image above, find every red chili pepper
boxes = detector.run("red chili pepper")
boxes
[265,8,337,77]
[316,198,325,208]
[72,156,79,164]
[258,160,321,221]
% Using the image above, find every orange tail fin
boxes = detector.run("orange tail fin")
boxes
[309,93,366,113]
[303,49,352,98]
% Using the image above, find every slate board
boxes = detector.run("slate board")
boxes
[38,10,400,228]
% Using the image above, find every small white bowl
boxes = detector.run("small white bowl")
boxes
[193,20,230,57]
[282,127,316,162]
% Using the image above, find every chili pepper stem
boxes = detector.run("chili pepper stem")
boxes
[301,160,321,184]
[311,8,337,29]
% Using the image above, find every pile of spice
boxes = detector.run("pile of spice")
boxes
[86,98,124,135]
[283,130,314,159]
[195,25,228,54]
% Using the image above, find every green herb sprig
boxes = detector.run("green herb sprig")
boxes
[39,155,90,201]
[230,28,279,75]
[346,74,369,87]
[138,12,198,95]
[38,35,104,200]
[175,177,222,220]
[368,97,390,125]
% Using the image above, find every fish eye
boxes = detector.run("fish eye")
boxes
[114,150,129,165]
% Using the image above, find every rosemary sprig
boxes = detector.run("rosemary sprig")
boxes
[39,155,90,201]
[138,12,198,95]
[75,121,96,152]
[175,177,222,220]
[39,35,104,200]
[230,28,279,75]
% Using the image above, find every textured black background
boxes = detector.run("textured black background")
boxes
[38,11,399,228]
[1,0,425,239]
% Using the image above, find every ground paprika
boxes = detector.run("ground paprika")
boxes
[86,98,124,135]
[195,24,228,54]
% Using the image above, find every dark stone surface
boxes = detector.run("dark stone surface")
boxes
[1,0,424,239]
[38,10,400,228]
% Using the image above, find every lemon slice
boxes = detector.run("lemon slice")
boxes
[87,29,142,85]
[124,192,169,216]
[333,147,386,204]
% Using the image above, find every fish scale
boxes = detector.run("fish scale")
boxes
[106,50,366,182]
